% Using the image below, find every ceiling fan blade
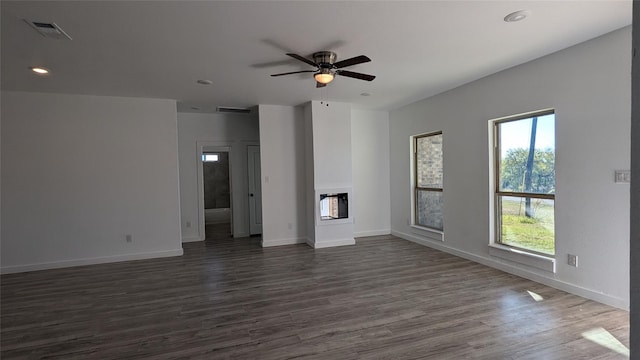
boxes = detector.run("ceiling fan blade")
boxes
[316,82,327,88]
[333,55,371,69]
[270,70,316,77]
[336,70,376,81]
[286,53,318,67]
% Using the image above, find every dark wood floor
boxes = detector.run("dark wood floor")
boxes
[1,233,629,359]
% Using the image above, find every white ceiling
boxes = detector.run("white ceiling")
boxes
[1,1,632,112]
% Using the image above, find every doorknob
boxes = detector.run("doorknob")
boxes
[249,193,254,197]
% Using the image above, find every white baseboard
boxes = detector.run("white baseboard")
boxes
[182,236,203,243]
[0,248,184,274]
[262,237,306,247]
[391,230,629,310]
[353,229,390,238]
[308,237,356,249]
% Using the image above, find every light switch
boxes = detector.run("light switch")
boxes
[614,170,631,183]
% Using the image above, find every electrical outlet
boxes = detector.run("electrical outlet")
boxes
[568,254,578,267]
[287,223,292,230]
[125,234,133,243]
[186,221,191,228]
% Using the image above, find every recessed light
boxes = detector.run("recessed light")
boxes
[30,66,50,75]
[196,79,213,85]
[504,10,530,22]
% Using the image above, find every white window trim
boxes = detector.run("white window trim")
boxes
[489,243,556,273]
[411,131,444,232]
[410,224,444,242]
[488,109,556,267]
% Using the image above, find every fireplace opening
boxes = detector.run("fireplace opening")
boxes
[319,193,349,220]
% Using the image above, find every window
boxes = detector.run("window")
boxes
[494,111,555,256]
[202,153,219,162]
[414,132,443,230]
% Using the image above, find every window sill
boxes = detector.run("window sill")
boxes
[410,225,444,242]
[488,244,556,273]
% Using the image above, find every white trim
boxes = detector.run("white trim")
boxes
[394,229,446,249]
[0,249,184,274]
[487,110,557,272]
[489,108,555,124]
[410,225,444,242]
[391,230,628,310]
[488,243,555,273]
[308,238,356,249]
[410,132,445,233]
[353,229,391,238]
[182,236,203,243]
[262,237,307,247]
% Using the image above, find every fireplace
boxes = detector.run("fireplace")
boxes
[320,193,348,220]
[316,188,352,225]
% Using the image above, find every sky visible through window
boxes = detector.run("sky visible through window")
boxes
[500,114,555,156]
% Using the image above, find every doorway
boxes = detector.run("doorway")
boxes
[199,145,233,240]
[202,151,231,240]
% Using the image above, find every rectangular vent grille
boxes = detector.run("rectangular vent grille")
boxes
[25,20,72,40]
[217,107,251,114]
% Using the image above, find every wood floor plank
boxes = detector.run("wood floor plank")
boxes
[1,231,629,359]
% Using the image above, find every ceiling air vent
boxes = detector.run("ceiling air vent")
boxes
[216,107,251,114]
[25,20,72,40]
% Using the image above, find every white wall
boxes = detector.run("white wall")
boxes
[1,91,183,273]
[177,112,259,241]
[258,105,307,246]
[390,27,631,309]
[304,104,316,245]
[352,109,391,237]
[308,101,354,248]
[257,104,391,246]
[311,102,353,188]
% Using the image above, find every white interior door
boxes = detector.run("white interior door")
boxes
[248,145,262,235]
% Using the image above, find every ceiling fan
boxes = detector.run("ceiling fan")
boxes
[270,51,376,88]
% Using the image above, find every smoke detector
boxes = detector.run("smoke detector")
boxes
[24,20,72,40]
[504,10,530,23]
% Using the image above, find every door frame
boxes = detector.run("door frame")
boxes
[196,142,232,240]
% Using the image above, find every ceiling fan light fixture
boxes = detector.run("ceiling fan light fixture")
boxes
[314,69,334,84]
[272,51,374,87]
[30,66,50,75]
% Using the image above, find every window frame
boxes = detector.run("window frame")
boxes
[413,131,443,231]
[493,109,555,257]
